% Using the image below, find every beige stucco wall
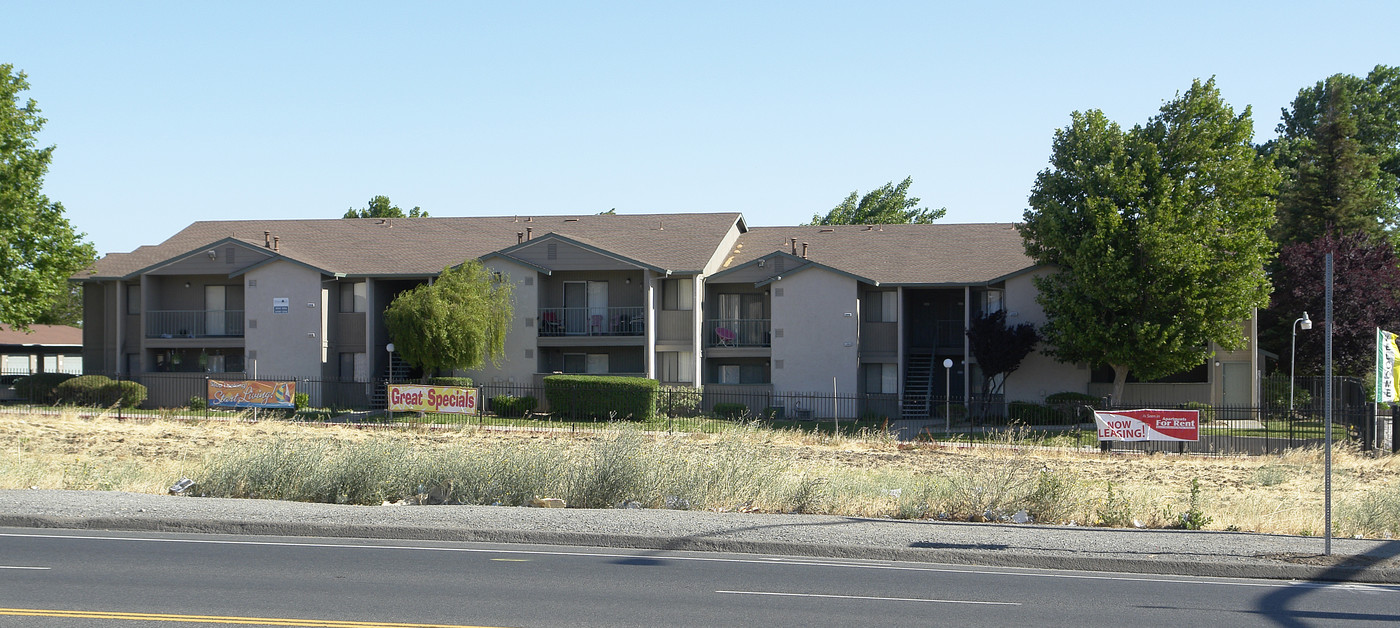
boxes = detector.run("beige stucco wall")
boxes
[769,267,860,415]
[466,257,541,385]
[1000,269,1088,402]
[243,261,326,380]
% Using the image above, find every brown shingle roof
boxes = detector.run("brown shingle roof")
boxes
[82,213,745,279]
[0,324,83,346]
[725,223,1035,285]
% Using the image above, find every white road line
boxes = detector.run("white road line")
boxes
[3,531,1396,594]
[0,566,51,570]
[717,590,1020,605]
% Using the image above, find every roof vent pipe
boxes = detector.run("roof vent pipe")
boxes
[801,242,808,258]
[790,238,797,255]
[273,236,280,252]
[264,231,271,248]
[517,232,524,244]
[526,227,533,240]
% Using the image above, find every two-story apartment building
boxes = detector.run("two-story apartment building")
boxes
[76,212,1262,413]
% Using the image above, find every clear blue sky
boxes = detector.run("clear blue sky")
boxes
[6,1,1396,256]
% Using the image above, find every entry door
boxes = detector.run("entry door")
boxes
[587,281,608,333]
[563,282,586,334]
[205,285,226,336]
[1222,362,1251,417]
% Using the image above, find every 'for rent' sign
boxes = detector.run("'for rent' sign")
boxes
[1094,409,1199,442]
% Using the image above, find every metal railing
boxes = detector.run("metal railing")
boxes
[538,306,645,337]
[4,371,1393,455]
[704,319,771,347]
[145,310,245,338]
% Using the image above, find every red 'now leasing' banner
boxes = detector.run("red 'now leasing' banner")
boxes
[1094,409,1199,442]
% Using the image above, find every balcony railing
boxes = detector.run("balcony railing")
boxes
[146,310,245,338]
[705,319,771,347]
[538,306,645,337]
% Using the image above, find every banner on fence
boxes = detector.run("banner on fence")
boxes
[387,384,480,415]
[1377,328,1400,403]
[208,379,296,409]
[1094,409,1198,442]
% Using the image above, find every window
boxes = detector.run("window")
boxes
[714,362,768,384]
[340,352,368,381]
[659,351,694,383]
[563,353,609,374]
[126,284,141,315]
[866,291,897,322]
[864,363,899,394]
[339,282,367,313]
[718,364,740,384]
[663,278,693,311]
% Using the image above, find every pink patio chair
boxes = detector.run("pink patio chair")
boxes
[715,326,736,347]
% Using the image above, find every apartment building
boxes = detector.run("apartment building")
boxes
[75,213,1261,412]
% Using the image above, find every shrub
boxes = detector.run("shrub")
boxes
[1045,391,1102,406]
[659,386,702,417]
[543,375,658,421]
[1008,401,1064,425]
[13,372,76,404]
[53,375,147,408]
[760,406,784,419]
[428,376,474,388]
[1182,401,1215,424]
[294,392,310,410]
[712,402,747,419]
[56,375,112,406]
[107,380,147,408]
[491,394,538,418]
[188,396,207,411]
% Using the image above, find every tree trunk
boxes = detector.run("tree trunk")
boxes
[1111,364,1130,407]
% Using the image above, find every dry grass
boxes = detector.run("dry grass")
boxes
[2,410,1398,537]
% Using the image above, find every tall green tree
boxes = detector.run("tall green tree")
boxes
[1020,79,1279,402]
[807,177,946,225]
[343,195,427,218]
[383,260,512,379]
[0,65,96,330]
[1265,65,1400,243]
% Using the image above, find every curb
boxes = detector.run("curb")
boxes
[4,514,1398,585]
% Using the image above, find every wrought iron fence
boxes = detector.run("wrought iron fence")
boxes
[2,370,1394,455]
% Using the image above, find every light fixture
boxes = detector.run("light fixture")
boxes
[1291,312,1312,415]
[943,358,954,432]
[184,282,191,288]
[207,250,217,260]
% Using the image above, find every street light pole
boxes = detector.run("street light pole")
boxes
[943,358,954,432]
[1291,312,1312,415]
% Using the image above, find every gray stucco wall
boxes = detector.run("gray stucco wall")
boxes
[1000,269,1088,402]
[769,267,860,411]
[244,261,326,380]
[466,258,541,385]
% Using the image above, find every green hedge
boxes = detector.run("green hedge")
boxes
[12,372,75,404]
[1009,401,1067,426]
[428,376,474,388]
[1044,391,1102,406]
[53,375,147,408]
[543,375,658,421]
[491,394,538,418]
[712,402,747,419]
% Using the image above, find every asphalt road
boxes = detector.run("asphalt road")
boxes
[2,528,1399,628]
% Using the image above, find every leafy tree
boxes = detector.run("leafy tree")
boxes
[808,177,946,225]
[965,310,1038,396]
[0,65,97,330]
[1020,79,1278,402]
[1271,79,1395,246]
[383,260,512,379]
[343,195,427,219]
[33,283,83,327]
[1273,230,1400,377]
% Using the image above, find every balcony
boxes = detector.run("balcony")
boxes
[538,306,645,337]
[705,319,771,347]
[145,310,245,338]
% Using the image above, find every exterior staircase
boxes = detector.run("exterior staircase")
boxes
[901,353,934,419]
[370,353,414,409]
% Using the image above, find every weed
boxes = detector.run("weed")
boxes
[1096,481,1133,527]
[1179,477,1213,530]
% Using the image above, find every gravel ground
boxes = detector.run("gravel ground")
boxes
[2,489,1398,583]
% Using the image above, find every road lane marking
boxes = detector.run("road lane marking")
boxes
[488,558,530,562]
[717,590,1020,605]
[5,530,1398,594]
[0,565,50,570]
[0,608,510,627]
